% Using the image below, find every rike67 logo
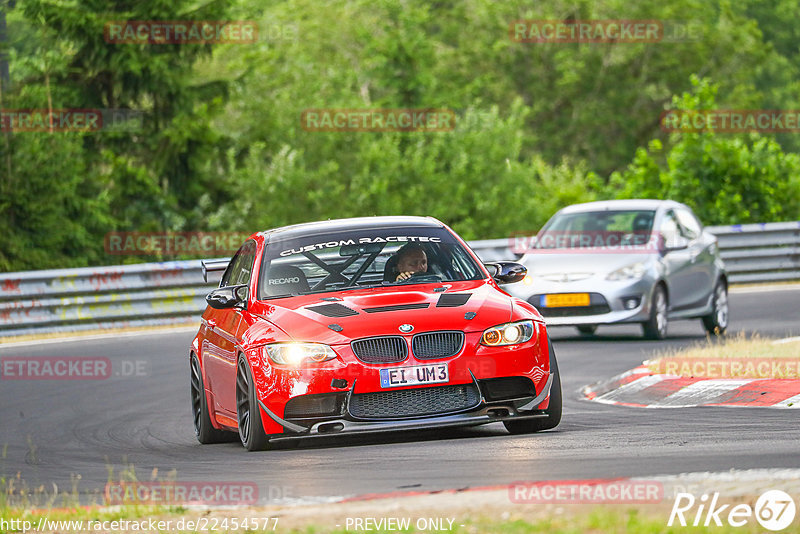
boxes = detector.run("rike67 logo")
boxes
[669,490,796,531]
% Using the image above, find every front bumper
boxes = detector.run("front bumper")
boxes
[247,327,551,436]
[513,276,656,326]
[261,372,554,440]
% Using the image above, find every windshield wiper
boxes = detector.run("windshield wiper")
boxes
[300,285,380,295]
[261,293,299,300]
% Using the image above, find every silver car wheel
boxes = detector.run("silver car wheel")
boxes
[643,285,669,340]
[715,284,729,329]
[655,289,667,337]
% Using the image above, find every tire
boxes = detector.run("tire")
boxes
[576,325,597,335]
[236,354,270,451]
[503,339,562,434]
[702,280,728,336]
[642,285,668,340]
[190,353,234,444]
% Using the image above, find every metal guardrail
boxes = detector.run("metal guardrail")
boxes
[706,222,800,284]
[1,222,798,337]
[0,261,211,337]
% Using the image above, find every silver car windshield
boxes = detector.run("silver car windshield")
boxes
[536,210,656,249]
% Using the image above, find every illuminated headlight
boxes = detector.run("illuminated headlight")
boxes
[606,262,646,281]
[263,343,337,366]
[481,320,536,347]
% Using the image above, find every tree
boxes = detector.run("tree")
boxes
[609,77,800,224]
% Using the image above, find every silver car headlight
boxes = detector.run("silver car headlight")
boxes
[263,343,337,366]
[606,262,646,281]
[481,320,536,347]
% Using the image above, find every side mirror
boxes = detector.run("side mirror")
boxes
[663,235,690,252]
[206,284,248,309]
[484,262,527,284]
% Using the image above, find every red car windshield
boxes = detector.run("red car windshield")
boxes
[258,227,483,299]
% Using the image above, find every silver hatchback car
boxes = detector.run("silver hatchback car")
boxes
[508,200,728,339]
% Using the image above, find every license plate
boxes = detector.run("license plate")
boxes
[541,293,591,307]
[379,364,448,388]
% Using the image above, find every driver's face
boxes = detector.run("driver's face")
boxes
[397,250,427,274]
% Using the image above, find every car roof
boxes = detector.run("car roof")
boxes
[556,199,685,214]
[259,216,445,242]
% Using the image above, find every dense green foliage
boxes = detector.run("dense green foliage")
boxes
[2,0,800,270]
[610,77,800,224]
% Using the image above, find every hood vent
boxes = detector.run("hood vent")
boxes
[363,303,430,314]
[306,303,359,317]
[436,293,471,308]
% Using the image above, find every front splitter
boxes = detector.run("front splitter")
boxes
[262,373,554,441]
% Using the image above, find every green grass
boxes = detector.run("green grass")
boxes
[0,456,184,532]
[3,451,798,533]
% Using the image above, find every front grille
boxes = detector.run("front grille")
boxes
[348,384,480,419]
[412,331,464,360]
[537,304,611,317]
[351,336,408,364]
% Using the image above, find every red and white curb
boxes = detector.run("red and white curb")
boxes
[582,365,800,408]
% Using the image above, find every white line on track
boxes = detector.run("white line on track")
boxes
[772,336,800,344]
[730,283,800,294]
[0,326,199,349]
[774,392,800,408]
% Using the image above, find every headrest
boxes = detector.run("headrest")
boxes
[633,214,653,232]
[382,255,400,282]
[264,264,309,296]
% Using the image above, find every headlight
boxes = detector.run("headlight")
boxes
[606,262,646,281]
[481,320,536,347]
[263,343,338,366]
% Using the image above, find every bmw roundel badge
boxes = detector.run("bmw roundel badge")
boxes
[398,324,414,333]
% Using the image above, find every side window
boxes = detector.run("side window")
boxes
[220,241,257,287]
[219,254,240,287]
[675,208,702,240]
[659,211,681,248]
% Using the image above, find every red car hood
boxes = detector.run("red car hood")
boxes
[246,280,514,346]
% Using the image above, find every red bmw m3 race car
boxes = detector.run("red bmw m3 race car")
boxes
[190,216,561,450]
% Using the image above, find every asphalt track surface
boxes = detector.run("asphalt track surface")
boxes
[1,287,798,504]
